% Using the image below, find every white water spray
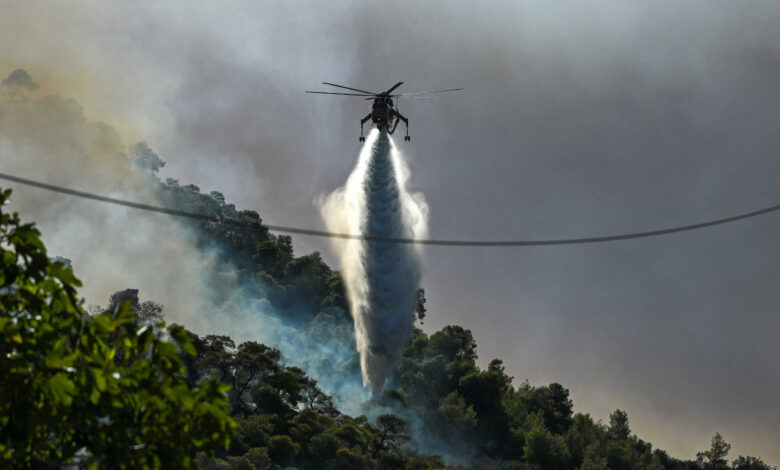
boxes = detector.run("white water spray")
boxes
[320,129,428,395]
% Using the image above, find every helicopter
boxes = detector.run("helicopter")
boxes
[306,82,463,142]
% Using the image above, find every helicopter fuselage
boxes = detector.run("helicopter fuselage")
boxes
[370,96,396,129]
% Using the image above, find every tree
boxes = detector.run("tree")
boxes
[429,325,478,363]
[130,141,166,174]
[232,342,280,410]
[543,383,574,435]
[300,376,339,417]
[565,414,606,467]
[268,434,299,463]
[580,445,609,470]
[370,414,411,457]
[609,409,631,441]
[415,288,427,324]
[254,237,293,279]
[523,424,571,470]
[0,188,234,468]
[438,391,478,429]
[1,68,39,95]
[510,383,574,438]
[696,433,731,470]
[102,288,164,323]
[732,456,777,470]
[405,453,449,470]
[199,335,237,383]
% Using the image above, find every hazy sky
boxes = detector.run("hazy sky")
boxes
[2,1,780,463]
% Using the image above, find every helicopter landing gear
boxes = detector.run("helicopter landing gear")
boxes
[394,113,410,142]
[359,112,371,142]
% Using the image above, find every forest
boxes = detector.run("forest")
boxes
[1,156,776,470]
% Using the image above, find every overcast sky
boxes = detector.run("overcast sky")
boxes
[2,1,780,463]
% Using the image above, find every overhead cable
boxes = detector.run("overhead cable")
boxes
[1,171,777,247]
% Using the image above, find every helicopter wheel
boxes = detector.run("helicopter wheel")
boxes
[404,135,410,141]
[359,136,365,142]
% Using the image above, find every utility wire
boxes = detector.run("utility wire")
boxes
[1,171,778,247]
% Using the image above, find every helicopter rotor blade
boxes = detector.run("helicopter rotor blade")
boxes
[306,91,375,96]
[367,95,439,100]
[384,81,404,94]
[322,82,376,95]
[396,88,464,96]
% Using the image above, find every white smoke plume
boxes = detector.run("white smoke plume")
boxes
[320,129,428,395]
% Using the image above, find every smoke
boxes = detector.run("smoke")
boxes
[0,68,424,415]
[320,129,428,395]
[0,78,221,325]
[0,70,369,411]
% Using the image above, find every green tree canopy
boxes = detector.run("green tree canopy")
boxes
[0,188,234,469]
[609,409,631,441]
[697,433,732,470]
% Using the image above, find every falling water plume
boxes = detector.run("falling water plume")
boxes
[320,129,428,395]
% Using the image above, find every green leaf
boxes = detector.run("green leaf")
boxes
[0,188,236,465]
[93,369,107,391]
[47,372,76,406]
[93,313,117,332]
[89,387,101,405]
[169,325,197,356]
[49,261,81,287]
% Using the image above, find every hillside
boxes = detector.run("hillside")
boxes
[1,164,775,469]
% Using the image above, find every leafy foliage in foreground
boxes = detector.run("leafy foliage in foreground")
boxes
[0,188,234,469]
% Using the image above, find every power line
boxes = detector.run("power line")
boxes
[1,171,778,247]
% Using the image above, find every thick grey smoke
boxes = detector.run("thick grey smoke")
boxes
[6,1,780,460]
[0,71,365,412]
[0,85,211,321]
[320,129,428,394]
